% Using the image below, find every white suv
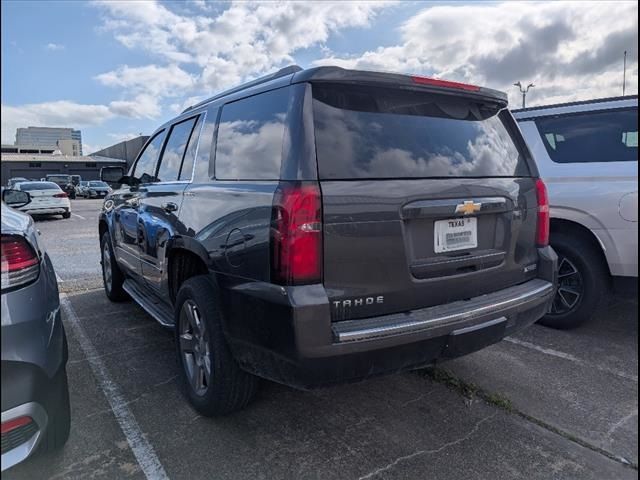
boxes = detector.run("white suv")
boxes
[514,95,638,329]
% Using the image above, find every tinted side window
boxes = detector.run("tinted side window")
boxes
[215,87,289,180]
[535,108,638,163]
[132,131,165,182]
[156,117,198,182]
[179,115,203,181]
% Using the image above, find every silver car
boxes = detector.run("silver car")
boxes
[84,180,112,199]
[514,95,638,328]
[1,189,70,471]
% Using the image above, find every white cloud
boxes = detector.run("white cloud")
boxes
[95,64,197,116]
[108,94,161,119]
[45,42,65,51]
[1,101,114,144]
[107,132,143,142]
[95,64,196,96]
[169,94,209,114]
[314,2,638,106]
[93,1,392,92]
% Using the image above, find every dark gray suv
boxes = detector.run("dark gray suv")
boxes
[99,66,557,416]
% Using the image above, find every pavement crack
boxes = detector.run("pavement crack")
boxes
[423,366,638,471]
[504,337,638,383]
[516,410,637,469]
[606,409,637,440]
[152,374,177,388]
[358,412,497,479]
[400,393,428,407]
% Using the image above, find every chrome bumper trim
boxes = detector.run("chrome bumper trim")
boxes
[333,279,554,343]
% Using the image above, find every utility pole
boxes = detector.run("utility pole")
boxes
[514,81,535,108]
[623,50,627,96]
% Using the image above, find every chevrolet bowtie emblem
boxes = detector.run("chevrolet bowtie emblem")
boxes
[455,200,482,215]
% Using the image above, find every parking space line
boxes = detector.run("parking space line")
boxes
[71,213,86,220]
[505,337,638,383]
[60,295,169,480]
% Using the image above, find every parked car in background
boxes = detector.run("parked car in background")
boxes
[99,65,556,416]
[44,174,76,199]
[83,181,112,199]
[75,181,89,198]
[6,178,29,189]
[1,189,71,471]
[514,95,638,329]
[70,175,81,188]
[14,181,71,219]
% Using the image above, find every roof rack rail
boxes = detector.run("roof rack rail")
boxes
[182,65,303,114]
[512,94,638,113]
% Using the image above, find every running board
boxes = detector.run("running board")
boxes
[123,279,174,328]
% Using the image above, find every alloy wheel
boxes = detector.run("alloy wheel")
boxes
[549,255,583,316]
[102,243,112,292]
[179,300,212,396]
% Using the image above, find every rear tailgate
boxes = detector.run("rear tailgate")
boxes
[311,83,540,321]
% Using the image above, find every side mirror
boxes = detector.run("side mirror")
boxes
[100,166,125,184]
[2,189,31,208]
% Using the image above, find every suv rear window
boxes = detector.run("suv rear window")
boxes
[534,108,638,163]
[312,84,530,179]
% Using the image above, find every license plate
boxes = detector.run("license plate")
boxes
[434,217,478,253]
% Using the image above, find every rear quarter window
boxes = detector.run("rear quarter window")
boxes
[312,84,530,179]
[534,108,638,163]
[214,87,290,180]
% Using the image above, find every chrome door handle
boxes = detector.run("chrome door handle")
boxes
[162,202,178,213]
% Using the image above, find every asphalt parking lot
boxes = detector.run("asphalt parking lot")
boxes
[5,199,638,479]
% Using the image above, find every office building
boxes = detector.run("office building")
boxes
[15,127,83,155]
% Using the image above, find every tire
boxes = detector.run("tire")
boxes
[38,369,70,454]
[62,210,71,219]
[100,232,128,301]
[175,275,259,416]
[538,232,609,329]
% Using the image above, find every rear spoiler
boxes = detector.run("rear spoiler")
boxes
[292,67,508,107]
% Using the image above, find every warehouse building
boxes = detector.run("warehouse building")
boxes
[1,153,125,185]
[90,135,149,171]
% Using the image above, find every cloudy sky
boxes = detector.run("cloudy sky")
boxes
[1,1,637,154]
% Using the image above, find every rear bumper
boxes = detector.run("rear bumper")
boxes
[0,364,68,471]
[1,254,67,471]
[225,247,557,389]
[20,207,68,215]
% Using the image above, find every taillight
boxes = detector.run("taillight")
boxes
[411,75,481,92]
[1,235,39,290]
[53,192,68,198]
[535,179,550,247]
[270,182,322,285]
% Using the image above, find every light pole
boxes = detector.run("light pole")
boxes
[514,81,535,108]
[623,50,627,96]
